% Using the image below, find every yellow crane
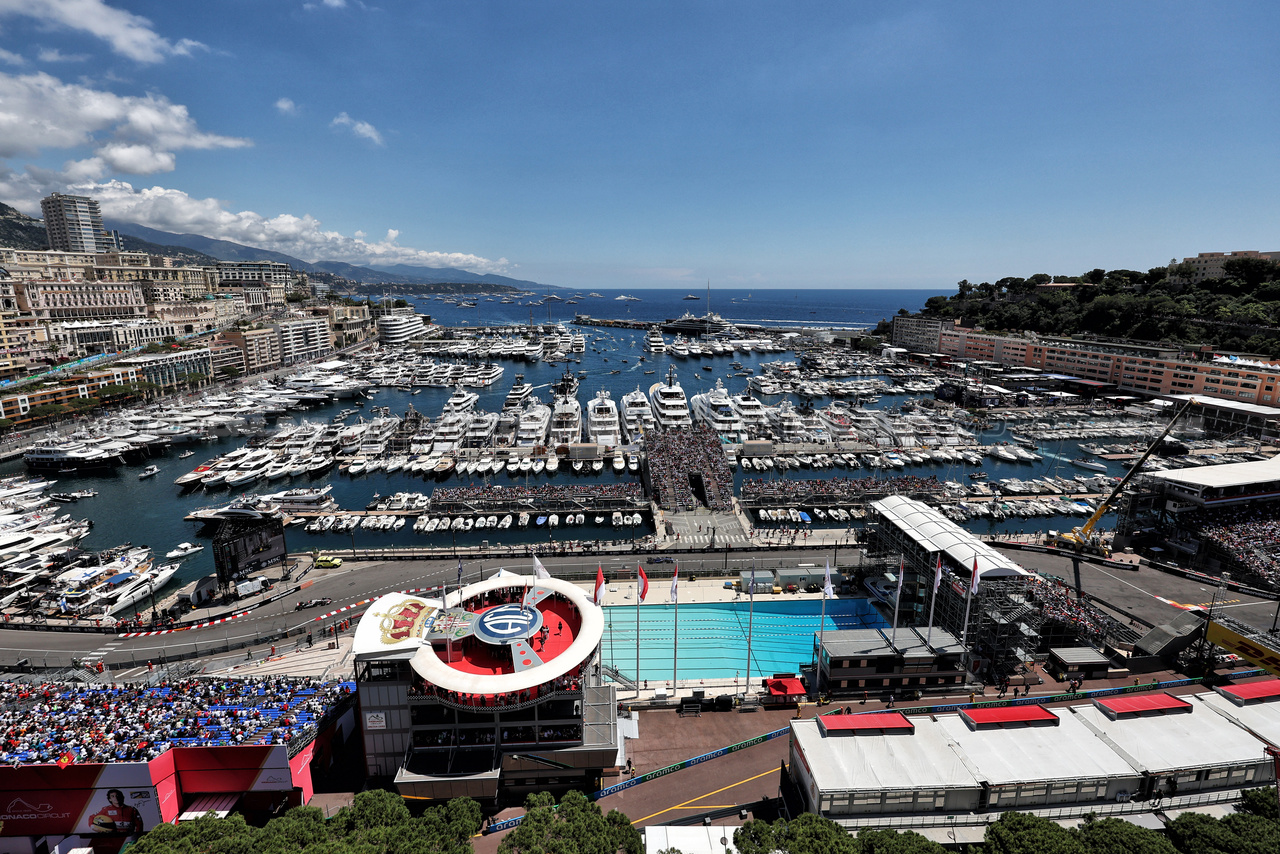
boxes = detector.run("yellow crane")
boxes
[1053,397,1199,557]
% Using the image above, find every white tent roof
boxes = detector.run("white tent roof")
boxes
[1069,696,1268,772]
[1148,455,1280,490]
[935,710,1137,785]
[872,495,1029,579]
[791,716,979,793]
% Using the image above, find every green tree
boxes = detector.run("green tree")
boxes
[1075,813,1176,854]
[130,812,259,854]
[983,811,1086,854]
[1165,811,1280,854]
[498,790,640,854]
[219,365,242,379]
[1222,257,1280,289]
[1238,785,1279,820]
[0,418,13,432]
[733,819,776,854]
[771,813,858,854]
[26,403,69,423]
[854,827,947,853]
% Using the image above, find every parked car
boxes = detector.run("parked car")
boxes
[315,555,343,568]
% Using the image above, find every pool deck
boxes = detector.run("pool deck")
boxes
[579,575,868,702]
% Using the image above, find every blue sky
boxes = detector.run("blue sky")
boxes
[0,2,1276,289]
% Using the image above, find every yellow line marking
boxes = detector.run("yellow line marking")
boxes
[630,768,778,825]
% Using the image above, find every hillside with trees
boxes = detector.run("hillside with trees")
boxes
[912,259,1280,356]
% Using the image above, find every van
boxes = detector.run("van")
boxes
[234,576,270,598]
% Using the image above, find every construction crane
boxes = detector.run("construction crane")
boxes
[1052,397,1199,557]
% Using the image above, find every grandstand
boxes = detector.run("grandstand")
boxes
[644,426,735,511]
[0,676,357,854]
[1120,456,1280,587]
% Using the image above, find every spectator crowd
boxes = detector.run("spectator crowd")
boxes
[0,676,353,765]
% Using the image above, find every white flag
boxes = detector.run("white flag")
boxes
[669,572,678,604]
[896,558,905,605]
[823,560,834,599]
[533,555,550,580]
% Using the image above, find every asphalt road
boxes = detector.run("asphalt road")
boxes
[2,545,1276,672]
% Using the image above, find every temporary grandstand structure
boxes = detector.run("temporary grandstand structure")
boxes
[1119,454,1280,585]
[867,496,1143,678]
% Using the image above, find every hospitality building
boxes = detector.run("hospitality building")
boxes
[788,682,1280,830]
[353,574,619,801]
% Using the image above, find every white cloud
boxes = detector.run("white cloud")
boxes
[74,180,509,273]
[331,111,384,146]
[0,1,205,64]
[303,0,349,9]
[0,71,249,168]
[275,97,298,115]
[0,47,25,65]
[37,47,88,62]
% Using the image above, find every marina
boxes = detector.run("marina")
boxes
[0,291,1266,624]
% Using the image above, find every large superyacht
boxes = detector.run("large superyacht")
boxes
[690,379,746,442]
[620,386,657,443]
[584,389,622,447]
[647,366,693,430]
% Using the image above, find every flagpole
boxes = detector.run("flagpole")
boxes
[636,565,641,694]
[746,560,755,696]
[673,565,679,692]
[817,560,830,693]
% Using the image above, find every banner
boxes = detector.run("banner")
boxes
[1205,621,1280,677]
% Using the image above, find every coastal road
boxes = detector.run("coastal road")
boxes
[0,547,846,670]
[2,545,1275,672]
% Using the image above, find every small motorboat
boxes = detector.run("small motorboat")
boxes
[138,465,160,479]
[166,542,205,559]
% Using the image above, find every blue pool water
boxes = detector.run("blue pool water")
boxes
[599,598,888,682]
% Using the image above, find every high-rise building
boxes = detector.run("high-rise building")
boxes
[40,193,119,254]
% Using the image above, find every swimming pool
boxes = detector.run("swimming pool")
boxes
[600,598,888,682]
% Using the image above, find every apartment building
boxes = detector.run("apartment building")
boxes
[214,261,291,308]
[322,303,373,346]
[150,295,247,334]
[273,317,332,365]
[890,315,952,353]
[115,348,214,388]
[209,339,247,376]
[221,327,282,373]
[14,278,147,322]
[0,367,141,423]
[40,193,118,253]
[0,271,27,381]
[938,325,1280,407]
[50,320,184,356]
[1172,251,1280,284]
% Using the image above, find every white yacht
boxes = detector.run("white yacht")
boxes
[431,411,470,453]
[669,338,690,359]
[464,411,499,447]
[643,326,667,353]
[730,389,771,435]
[24,441,121,471]
[442,385,479,414]
[502,375,533,411]
[584,390,622,447]
[767,400,809,443]
[548,393,583,446]
[620,386,657,443]
[690,379,746,441]
[516,398,552,446]
[648,366,693,430]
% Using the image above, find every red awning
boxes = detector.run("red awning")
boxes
[961,705,1059,727]
[1096,692,1192,717]
[767,677,806,697]
[1220,679,1280,703]
[818,712,914,734]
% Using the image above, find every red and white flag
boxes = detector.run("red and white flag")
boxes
[594,564,605,606]
[933,553,943,592]
[669,571,679,604]
[638,564,649,601]
[970,556,980,596]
